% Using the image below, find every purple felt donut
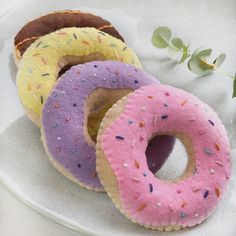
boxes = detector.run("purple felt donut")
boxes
[41,61,174,191]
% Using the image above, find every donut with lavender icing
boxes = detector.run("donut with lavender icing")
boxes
[41,61,174,191]
[14,10,124,64]
[17,27,141,126]
[96,84,231,230]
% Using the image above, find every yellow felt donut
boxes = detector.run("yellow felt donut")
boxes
[16,27,142,126]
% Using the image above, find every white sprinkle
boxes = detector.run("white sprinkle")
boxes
[93,73,97,76]
[209,168,215,175]
[131,139,136,149]
[141,106,147,112]
[194,213,199,218]
[57,137,61,140]
[156,202,162,207]
[192,186,199,192]
[103,77,106,81]
[123,163,128,168]
[152,114,158,127]
[215,161,224,166]
[62,91,66,94]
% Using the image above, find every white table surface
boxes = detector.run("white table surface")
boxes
[0,1,81,235]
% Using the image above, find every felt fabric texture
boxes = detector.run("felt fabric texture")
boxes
[42,61,174,190]
[14,10,124,58]
[98,84,231,229]
[16,27,141,124]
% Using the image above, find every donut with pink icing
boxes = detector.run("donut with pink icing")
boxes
[96,84,231,230]
[41,61,174,191]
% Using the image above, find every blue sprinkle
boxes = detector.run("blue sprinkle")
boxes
[203,148,213,156]
[81,79,85,83]
[149,183,153,192]
[128,120,133,125]
[179,212,187,218]
[115,135,125,140]
[53,93,57,97]
[203,190,209,198]
[112,78,116,83]
[143,172,147,177]
[161,115,168,119]
[52,123,58,128]
[134,79,138,84]
[93,65,98,68]
[78,163,81,168]
[208,119,214,126]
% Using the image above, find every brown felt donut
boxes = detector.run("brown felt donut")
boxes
[14,10,124,64]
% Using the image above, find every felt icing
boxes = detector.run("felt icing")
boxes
[41,61,174,190]
[16,27,141,125]
[99,84,231,228]
[14,10,124,59]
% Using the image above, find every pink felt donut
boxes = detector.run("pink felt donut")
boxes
[96,84,231,231]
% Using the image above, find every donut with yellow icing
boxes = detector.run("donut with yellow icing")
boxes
[14,10,124,64]
[16,27,141,126]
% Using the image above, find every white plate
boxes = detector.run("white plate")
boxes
[0,0,236,235]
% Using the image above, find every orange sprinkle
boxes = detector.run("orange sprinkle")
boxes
[181,201,187,208]
[181,99,188,106]
[137,203,147,212]
[139,121,145,128]
[82,40,90,45]
[97,35,101,43]
[215,143,220,151]
[33,53,40,57]
[41,57,47,65]
[215,187,220,198]
[134,160,140,169]
[91,171,97,178]
[147,96,154,99]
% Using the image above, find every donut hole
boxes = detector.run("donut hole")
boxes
[58,52,106,77]
[146,134,195,181]
[85,88,133,145]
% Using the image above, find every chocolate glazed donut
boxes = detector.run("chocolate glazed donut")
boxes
[14,10,124,63]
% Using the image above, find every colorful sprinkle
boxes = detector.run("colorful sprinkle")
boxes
[41,57,47,65]
[73,33,77,39]
[134,160,140,169]
[82,40,90,45]
[199,130,205,135]
[97,35,101,43]
[139,121,145,128]
[133,193,139,199]
[181,202,187,208]
[122,46,127,51]
[215,187,220,198]
[65,117,71,122]
[209,168,215,175]
[52,123,58,128]
[36,42,42,47]
[143,172,147,177]
[27,84,31,91]
[134,79,138,84]
[128,119,133,125]
[115,135,125,140]
[192,186,199,192]
[54,103,60,109]
[33,53,40,57]
[208,119,215,126]
[179,212,187,218]
[168,204,174,211]
[73,103,77,107]
[156,202,162,207]
[188,118,196,122]
[41,73,49,77]
[71,148,76,153]
[149,183,153,192]
[110,43,117,47]
[203,147,213,156]
[137,203,147,211]
[139,135,144,141]
[177,189,182,194]
[98,31,106,35]
[161,115,168,120]
[58,32,67,35]
[123,163,128,168]
[141,106,147,112]
[40,96,43,104]
[203,190,209,198]
[194,213,199,218]
[147,96,154,99]
[165,91,170,96]
[215,161,224,166]
[181,99,188,106]
[57,137,61,140]
[215,143,220,151]
[56,147,61,152]
[91,171,97,178]
[164,103,168,107]
[77,163,81,168]
[42,45,49,48]
[132,177,140,183]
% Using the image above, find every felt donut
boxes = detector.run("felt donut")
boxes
[96,84,231,230]
[14,10,124,64]
[16,27,141,126]
[41,61,174,191]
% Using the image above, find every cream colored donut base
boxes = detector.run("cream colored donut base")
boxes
[96,95,200,231]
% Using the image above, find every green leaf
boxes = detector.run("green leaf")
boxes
[233,74,236,98]
[213,53,226,68]
[188,49,215,76]
[171,37,183,50]
[179,44,191,63]
[151,26,171,48]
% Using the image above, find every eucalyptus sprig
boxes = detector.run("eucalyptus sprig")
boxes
[151,26,236,98]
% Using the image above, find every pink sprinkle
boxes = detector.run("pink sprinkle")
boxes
[165,91,170,96]
[41,57,47,65]
[132,177,140,183]
[140,135,145,141]
[168,204,174,211]
[215,161,224,166]
[133,193,139,199]
[177,189,182,194]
